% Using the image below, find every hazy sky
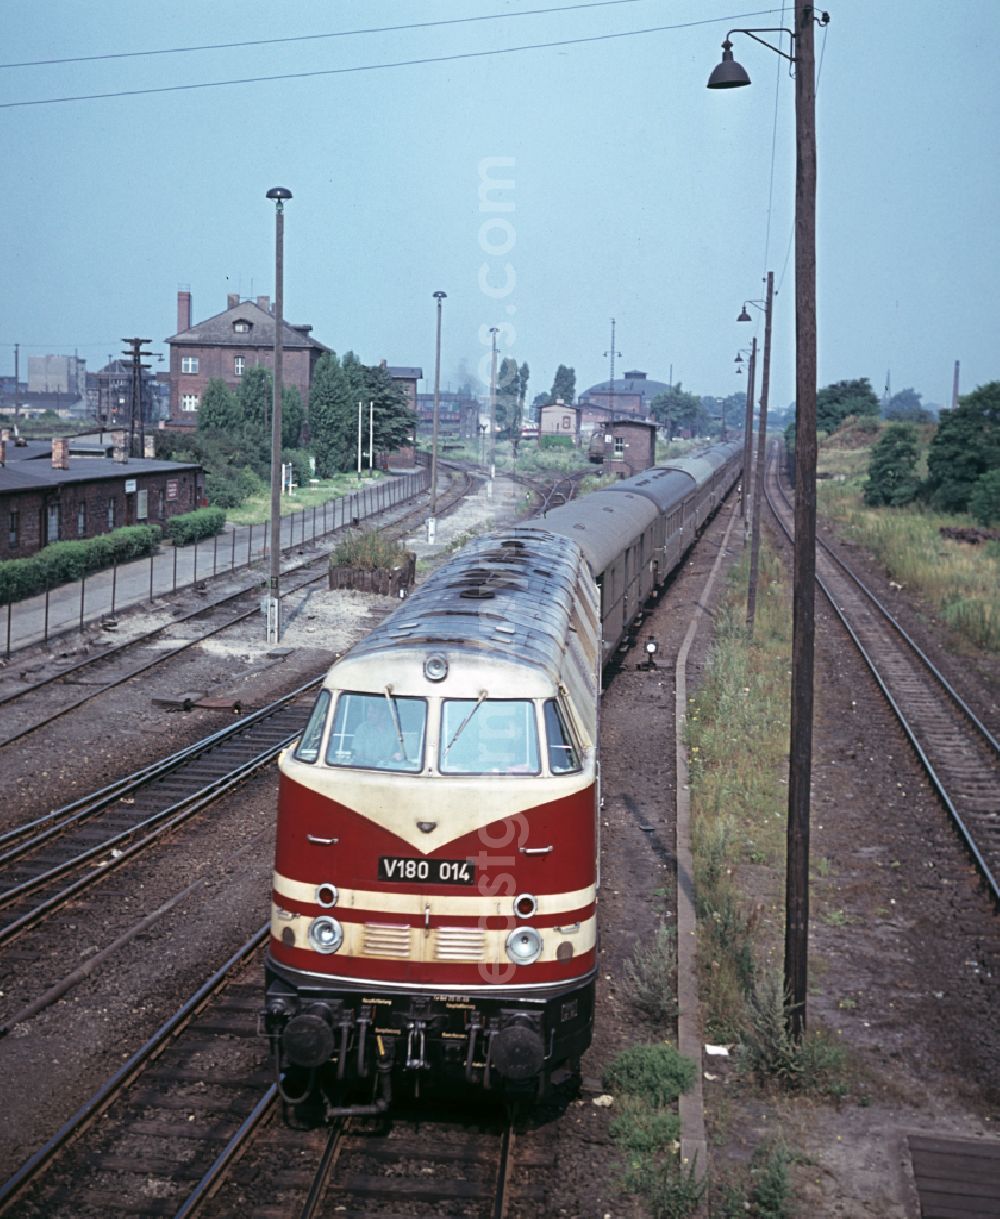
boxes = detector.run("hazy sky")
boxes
[2,1,997,412]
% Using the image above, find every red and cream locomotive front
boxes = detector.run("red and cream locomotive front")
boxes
[263,540,600,1109]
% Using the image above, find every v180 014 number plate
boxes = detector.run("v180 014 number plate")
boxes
[378,857,475,885]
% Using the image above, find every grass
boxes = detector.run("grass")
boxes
[225,471,385,526]
[816,431,1000,652]
[330,529,409,571]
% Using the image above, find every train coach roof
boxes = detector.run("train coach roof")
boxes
[538,489,659,576]
[608,466,696,512]
[342,526,588,678]
[661,440,742,486]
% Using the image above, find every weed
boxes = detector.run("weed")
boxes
[330,530,408,571]
[623,923,678,1024]
[740,974,849,1095]
[604,1043,696,1107]
[609,1096,681,1154]
[749,1140,794,1218]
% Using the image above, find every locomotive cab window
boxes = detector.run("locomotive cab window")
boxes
[294,689,331,764]
[544,699,582,774]
[440,699,540,775]
[326,692,426,772]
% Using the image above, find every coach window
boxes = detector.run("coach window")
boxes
[294,689,331,763]
[440,699,540,775]
[326,691,426,772]
[544,699,581,774]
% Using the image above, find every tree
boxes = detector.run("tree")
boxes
[309,353,355,476]
[816,378,879,434]
[969,468,1000,527]
[282,385,305,449]
[924,381,1000,513]
[197,379,240,433]
[550,364,576,404]
[864,423,922,507]
[884,386,930,423]
[650,384,702,439]
[495,357,519,434]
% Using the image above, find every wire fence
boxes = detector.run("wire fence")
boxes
[4,468,430,657]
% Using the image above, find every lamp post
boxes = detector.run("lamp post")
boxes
[736,337,757,521]
[709,8,827,1039]
[428,290,446,542]
[265,185,291,645]
[488,326,499,482]
[739,271,775,634]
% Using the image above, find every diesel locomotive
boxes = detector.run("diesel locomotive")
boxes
[261,441,742,1116]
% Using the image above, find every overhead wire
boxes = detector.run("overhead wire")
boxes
[0,8,788,109]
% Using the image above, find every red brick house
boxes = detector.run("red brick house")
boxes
[0,435,202,560]
[166,291,330,423]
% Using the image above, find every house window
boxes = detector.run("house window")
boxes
[46,503,59,544]
[181,355,199,374]
[233,320,251,334]
[8,510,19,548]
[158,489,165,520]
[181,394,199,412]
[77,505,86,537]
[137,489,148,521]
[614,437,625,458]
[234,355,246,376]
[107,497,116,529]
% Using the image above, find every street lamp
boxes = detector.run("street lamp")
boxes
[428,290,446,542]
[709,9,828,1039]
[265,185,291,645]
[488,326,499,481]
[739,272,775,634]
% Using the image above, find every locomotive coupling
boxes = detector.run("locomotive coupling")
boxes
[281,1001,337,1068]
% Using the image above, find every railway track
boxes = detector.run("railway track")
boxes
[0,466,474,750]
[765,446,1000,903]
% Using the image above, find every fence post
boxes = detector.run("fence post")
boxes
[232,527,236,571]
[193,541,198,587]
[213,533,218,576]
[172,545,178,593]
[263,519,268,561]
[112,562,117,616]
[6,601,11,658]
[44,582,50,644]
[150,552,155,602]
[247,523,252,567]
[313,504,317,542]
[80,573,86,633]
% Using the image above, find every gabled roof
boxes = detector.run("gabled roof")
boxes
[166,299,330,352]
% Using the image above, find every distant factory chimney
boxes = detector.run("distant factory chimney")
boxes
[51,437,70,470]
[113,430,128,463]
[177,290,192,333]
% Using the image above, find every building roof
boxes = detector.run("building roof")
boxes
[0,455,200,496]
[166,298,330,352]
[580,372,672,402]
[386,366,423,380]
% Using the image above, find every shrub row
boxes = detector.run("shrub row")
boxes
[0,524,161,606]
[164,506,227,547]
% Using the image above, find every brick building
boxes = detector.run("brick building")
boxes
[166,290,330,423]
[577,370,672,426]
[588,419,658,477]
[539,400,583,444]
[0,433,202,561]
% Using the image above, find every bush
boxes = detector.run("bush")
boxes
[204,465,263,509]
[331,529,408,571]
[623,923,678,1023]
[539,434,575,450]
[969,468,1000,526]
[604,1043,696,1107]
[165,507,227,547]
[0,524,161,605]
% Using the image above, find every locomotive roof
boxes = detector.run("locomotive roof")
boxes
[341,526,588,680]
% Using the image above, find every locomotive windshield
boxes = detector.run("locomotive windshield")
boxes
[325,692,426,772]
[544,699,582,773]
[293,689,332,763]
[440,699,540,775]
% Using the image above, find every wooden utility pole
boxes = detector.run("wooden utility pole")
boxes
[785,5,819,1040]
[121,338,152,458]
[746,271,773,634]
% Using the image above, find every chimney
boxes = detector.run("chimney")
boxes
[177,290,192,332]
[228,293,240,310]
[256,295,270,314]
[0,439,6,467]
[113,430,128,463]
[143,435,155,459]
[51,437,70,470]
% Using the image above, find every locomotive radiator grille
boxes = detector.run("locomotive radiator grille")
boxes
[434,926,487,961]
[362,923,412,957]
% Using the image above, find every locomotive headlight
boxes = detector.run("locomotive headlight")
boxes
[505,926,543,966]
[308,916,344,954]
